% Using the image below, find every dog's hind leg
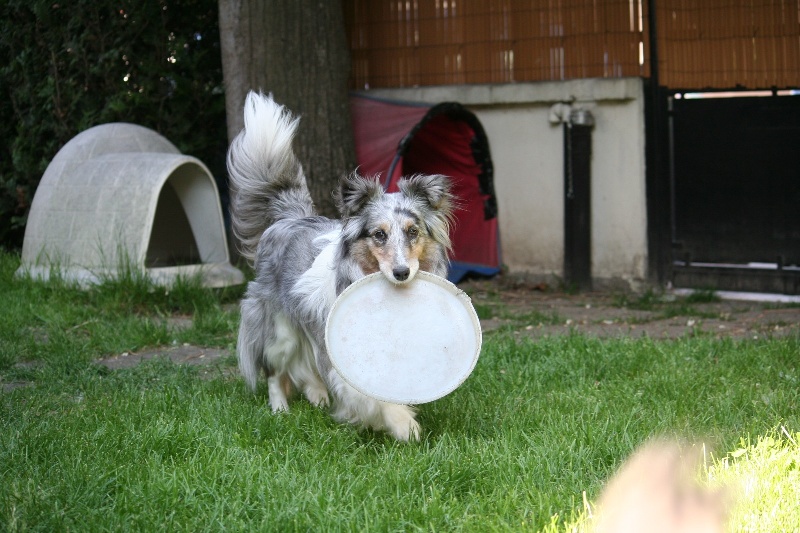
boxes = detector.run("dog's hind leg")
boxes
[301,380,330,408]
[261,312,302,412]
[264,313,331,411]
[293,332,330,408]
[238,297,297,414]
[266,372,291,412]
[237,296,268,393]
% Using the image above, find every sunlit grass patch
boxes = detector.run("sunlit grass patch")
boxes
[709,428,800,532]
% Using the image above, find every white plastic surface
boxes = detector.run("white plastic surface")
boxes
[325,271,482,404]
[17,122,244,288]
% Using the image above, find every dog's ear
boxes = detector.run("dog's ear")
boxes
[399,174,457,251]
[398,174,456,220]
[335,172,383,217]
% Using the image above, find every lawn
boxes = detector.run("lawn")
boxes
[1,251,798,531]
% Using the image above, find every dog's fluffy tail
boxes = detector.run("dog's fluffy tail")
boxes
[227,91,314,265]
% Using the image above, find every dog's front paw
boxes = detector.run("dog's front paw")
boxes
[383,404,421,442]
[403,419,422,442]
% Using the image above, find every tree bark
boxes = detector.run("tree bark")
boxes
[218,0,356,217]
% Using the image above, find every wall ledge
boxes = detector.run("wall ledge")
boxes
[356,77,643,107]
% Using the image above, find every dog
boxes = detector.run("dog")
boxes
[226,92,455,441]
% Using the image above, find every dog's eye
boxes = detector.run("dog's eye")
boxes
[373,229,387,242]
[407,227,419,239]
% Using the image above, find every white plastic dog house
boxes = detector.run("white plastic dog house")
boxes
[17,123,244,288]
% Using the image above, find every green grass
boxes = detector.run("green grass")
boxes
[2,251,799,531]
[684,288,722,304]
[0,250,242,373]
[468,291,563,327]
[708,429,800,532]
[612,289,726,322]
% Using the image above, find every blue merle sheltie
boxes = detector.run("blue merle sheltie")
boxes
[227,92,455,441]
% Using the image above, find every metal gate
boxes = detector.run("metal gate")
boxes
[668,92,800,294]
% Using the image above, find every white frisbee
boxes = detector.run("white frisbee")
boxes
[325,271,482,404]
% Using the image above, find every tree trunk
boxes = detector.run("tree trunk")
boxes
[218,0,356,218]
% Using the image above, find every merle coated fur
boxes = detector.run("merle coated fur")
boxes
[227,92,454,441]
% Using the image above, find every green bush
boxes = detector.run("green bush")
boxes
[0,0,227,249]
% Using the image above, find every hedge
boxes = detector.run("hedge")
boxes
[0,0,227,249]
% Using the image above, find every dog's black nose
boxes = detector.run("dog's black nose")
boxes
[393,266,410,281]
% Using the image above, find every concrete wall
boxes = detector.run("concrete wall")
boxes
[360,77,649,290]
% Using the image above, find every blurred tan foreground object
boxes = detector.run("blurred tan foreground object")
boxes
[593,441,729,533]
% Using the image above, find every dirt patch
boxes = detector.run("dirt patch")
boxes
[95,343,235,377]
[461,278,800,340]
[2,380,36,393]
[3,345,234,393]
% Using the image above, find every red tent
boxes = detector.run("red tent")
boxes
[350,95,500,282]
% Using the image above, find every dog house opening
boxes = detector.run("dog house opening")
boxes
[145,162,226,268]
[146,180,201,267]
